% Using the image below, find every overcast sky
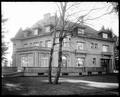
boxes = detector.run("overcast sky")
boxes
[2,2,119,65]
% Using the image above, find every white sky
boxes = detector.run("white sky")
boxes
[1,2,119,66]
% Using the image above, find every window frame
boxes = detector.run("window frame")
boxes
[76,57,85,67]
[46,40,52,48]
[45,26,50,32]
[103,33,108,39]
[102,45,109,52]
[23,43,28,47]
[93,58,96,65]
[77,42,84,50]
[34,29,39,35]
[62,55,67,67]
[78,28,84,34]
[33,42,39,46]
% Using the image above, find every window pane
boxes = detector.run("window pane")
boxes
[102,45,108,52]
[24,43,28,47]
[34,29,38,35]
[46,40,52,47]
[28,54,33,67]
[30,43,33,47]
[91,43,94,48]
[63,38,69,47]
[95,43,98,48]
[77,42,84,50]
[78,28,84,34]
[76,57,84,67]
[21,55,28,67]
[93,58,96,65]
[62,56,67,67]
[40,41,44,47]
[45,26,50,32]
[39,54,49,67]
[34,42,39,46]
[103,33,108,38]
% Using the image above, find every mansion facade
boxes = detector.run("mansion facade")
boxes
[11,13,115,76]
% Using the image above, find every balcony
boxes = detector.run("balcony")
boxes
[16,46,51,52]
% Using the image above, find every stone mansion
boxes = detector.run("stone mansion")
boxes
[11,13,115,76]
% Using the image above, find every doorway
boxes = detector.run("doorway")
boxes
[101,59,110,73]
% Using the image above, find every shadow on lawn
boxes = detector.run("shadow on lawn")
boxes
[2,76,119,95]
[2,82,28,95]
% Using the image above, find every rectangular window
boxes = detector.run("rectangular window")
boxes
[28,54,33,67]
[21,54,33,67]
[34,29,38,35]
[78,28,84,34]
[77,42,84,50]
[34,42,39,46]
[103,33,108,38]
[39,41,44,47]
[102,45,109,52]
[56,33,59,38]
[46,40,52,47]
[23,43,28,47]
[21,55,28,67]
[24,32,27,37]
[62,56,67,67]
[91,43,94,48]
[63,38,69,47]
[91,43,98,48]
[95,43,98,48]
[76,57,85,67]
[93,58,96,65]
[39,54,49,67]
[30,43,33,47]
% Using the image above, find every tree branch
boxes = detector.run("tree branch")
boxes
[66,2,81,11]
[84,9,114,21]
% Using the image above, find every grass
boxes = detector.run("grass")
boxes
[2,74,119,95]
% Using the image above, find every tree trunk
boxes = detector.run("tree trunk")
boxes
[53,2,67,84]
[48,30,57,84]
[53,37,63,84]
[48,48,53,84]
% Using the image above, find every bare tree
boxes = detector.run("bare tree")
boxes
[53,2,68,84]
[48,13,58,84]
[48,2,117,84]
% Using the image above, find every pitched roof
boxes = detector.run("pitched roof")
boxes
[13,28,24,40]
[11,15,107,41]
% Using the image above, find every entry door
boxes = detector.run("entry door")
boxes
[101,59,110,73]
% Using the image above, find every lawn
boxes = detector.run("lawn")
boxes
[2,74,119,95]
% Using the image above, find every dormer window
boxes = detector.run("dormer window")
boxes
[34,29,38,35]
[78,28,84,34]
[24,32,27,37]
[103,33,108,38]
[45,26,50,32]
